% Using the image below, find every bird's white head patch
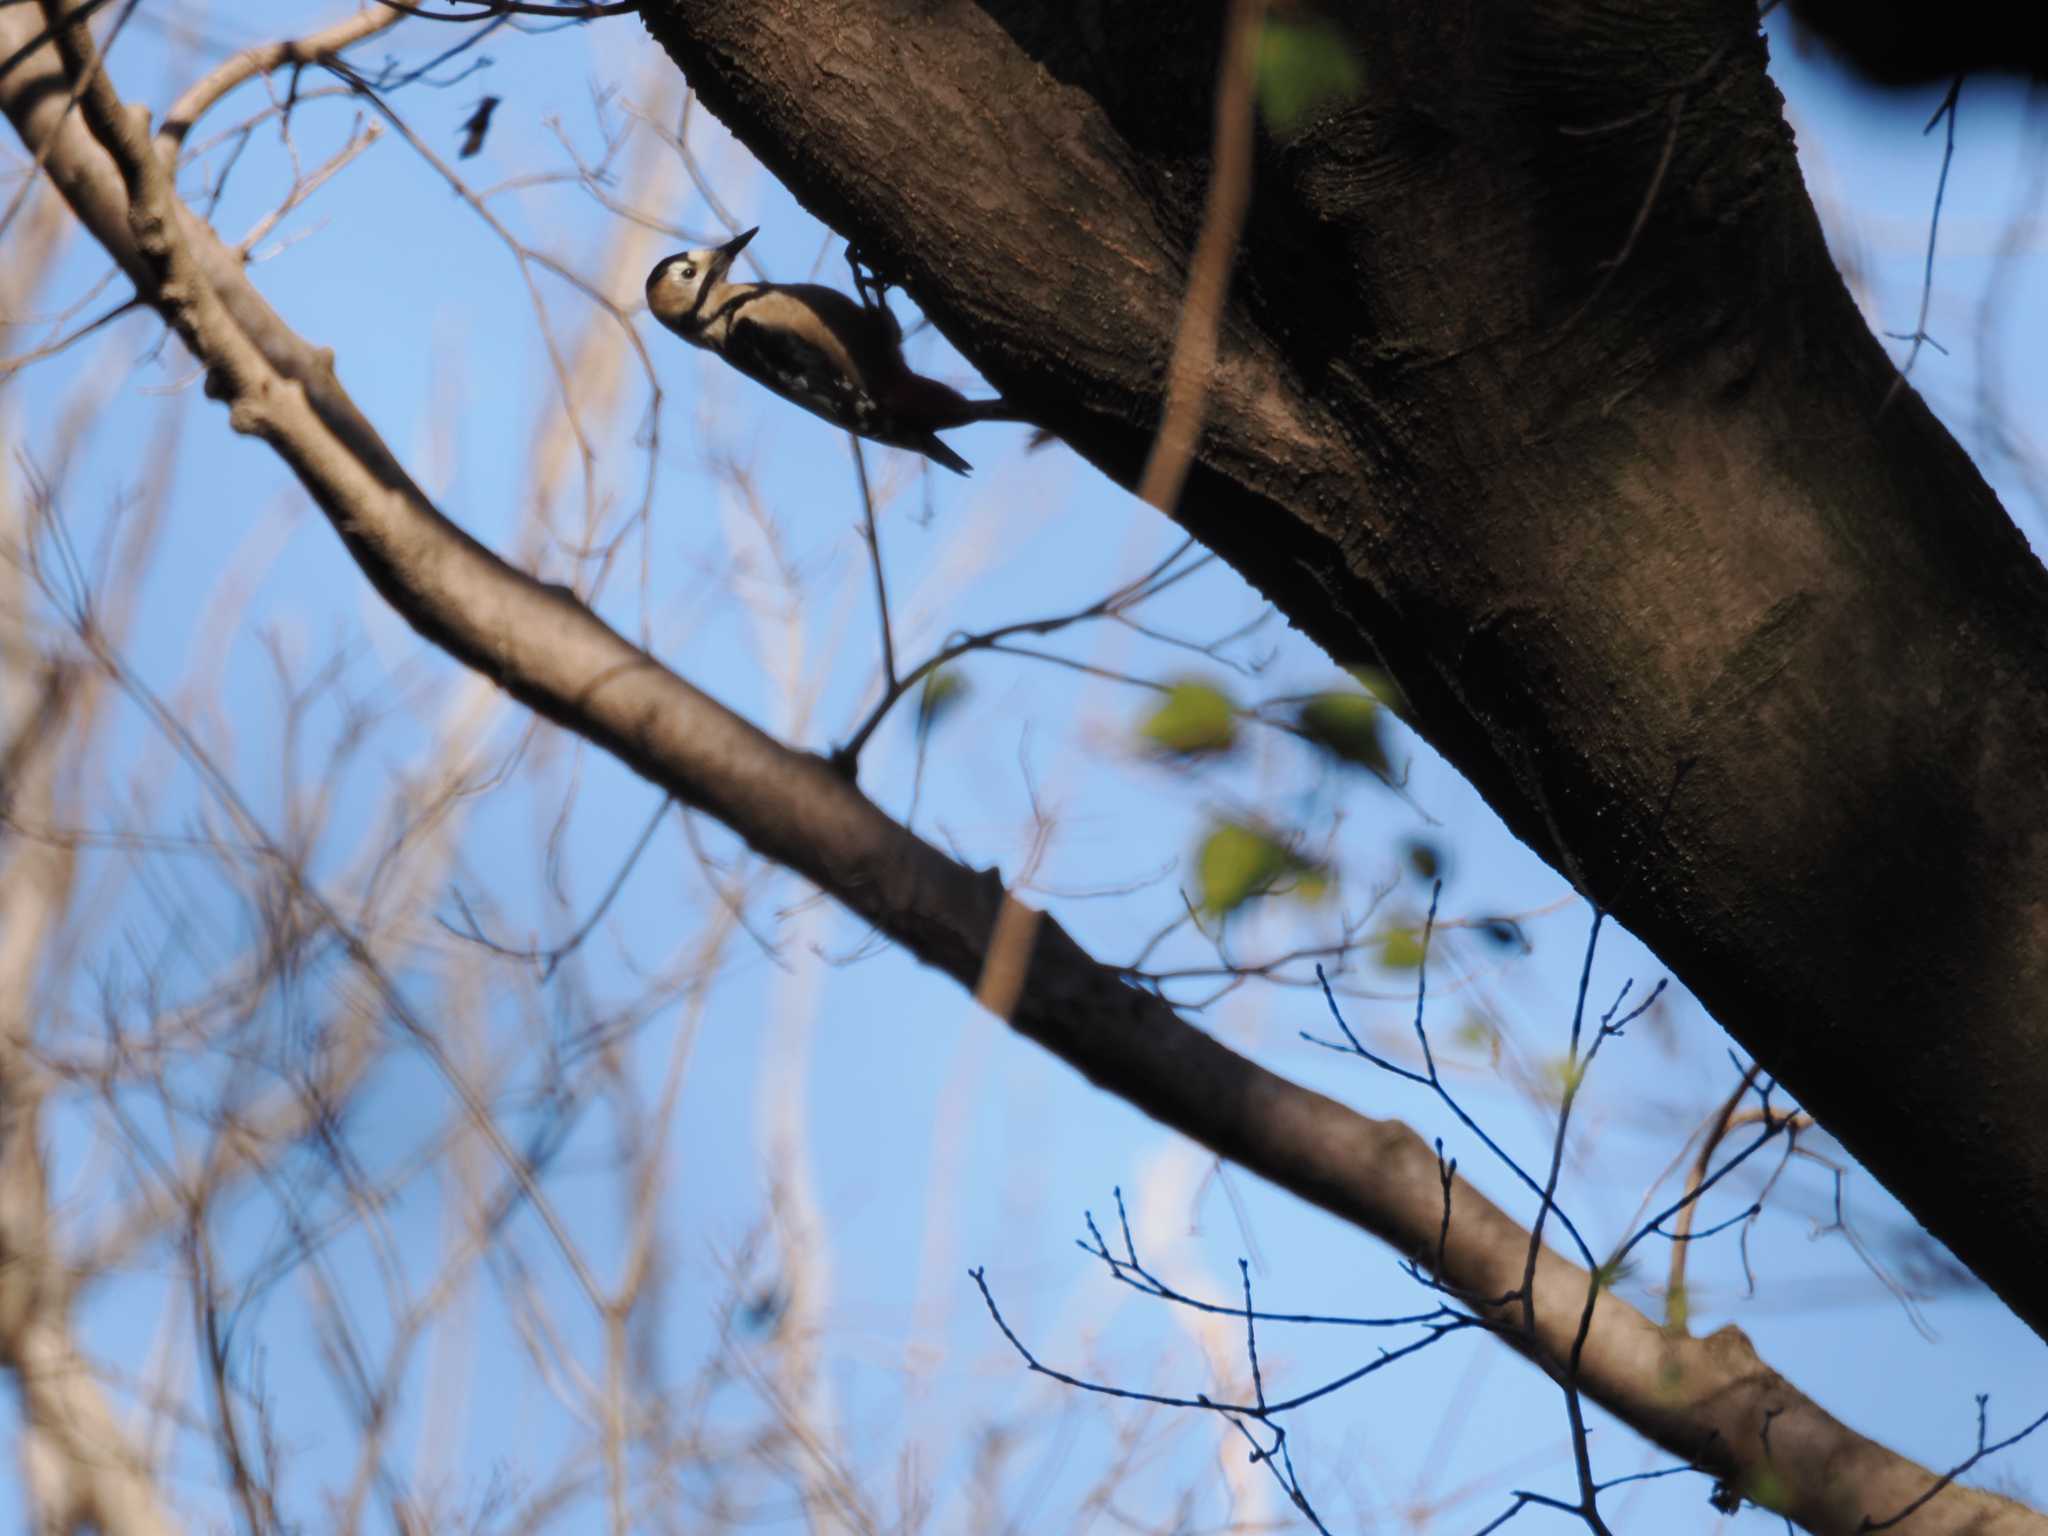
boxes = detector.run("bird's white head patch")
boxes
[646,227,757,333]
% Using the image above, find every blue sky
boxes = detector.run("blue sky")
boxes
[3,5,2044,1531]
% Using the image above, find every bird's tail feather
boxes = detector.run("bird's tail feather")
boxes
[950,396,1038,426]
[892,374,1038,431]
[917,435,973,476]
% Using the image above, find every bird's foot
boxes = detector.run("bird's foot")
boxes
[845,243,895,310]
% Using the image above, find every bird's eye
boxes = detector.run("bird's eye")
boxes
[682,265,697,280]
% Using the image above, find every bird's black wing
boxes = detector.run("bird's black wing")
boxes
[722,293,885,435]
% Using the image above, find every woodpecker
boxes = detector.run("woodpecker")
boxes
[646,229,1027,475]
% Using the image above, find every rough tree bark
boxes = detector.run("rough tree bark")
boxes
[640,0,2048,1340]
[1779,1,2048,84]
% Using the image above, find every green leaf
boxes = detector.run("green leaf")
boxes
[1451,1012,1498,1056]
[1742,1466,1790,1515]
[1344,665,1408,715]
[1197,821,1288,917]
[1403,838,1443,881]
[1378,926,1426,970]
[1297,691,1389,776]
[1141,679,1238,757]
[1590,1255,1637,1294]
[1292,863,1332,904]
[1194,820,1328,918]
[1256,19,1364,132]
[1476,917,1526,952]
[1545,1054,1587,1099]
[915,666,968,740]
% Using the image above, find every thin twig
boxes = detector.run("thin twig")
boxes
[1882,75,1965,413]
[1663,1063,1763,1328]
[1858,1397,2048,1532]
[1134,0,1263,517]
[156,3,402,154]
[848,435,897,691]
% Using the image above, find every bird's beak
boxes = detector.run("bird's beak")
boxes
[712,226,757,278]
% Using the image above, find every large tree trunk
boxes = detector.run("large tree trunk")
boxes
[642,0,2048,1337]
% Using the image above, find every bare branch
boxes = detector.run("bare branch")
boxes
[1133,0,1260,519]
[155,3,403,155]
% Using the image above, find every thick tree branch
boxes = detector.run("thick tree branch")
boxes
[2,7,2038,1532]
[1781,0,2048,85]
[155,3,400,154]
[637,0,2048,1343]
